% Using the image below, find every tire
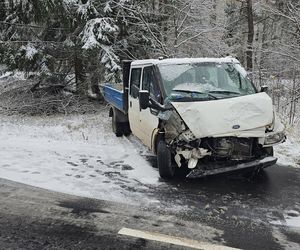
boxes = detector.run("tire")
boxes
[112,111,123,137]
[157,141,175,179]
[122,123,131,136]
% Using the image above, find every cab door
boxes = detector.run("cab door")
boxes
[139,66,160,149]
[128,67,143,138]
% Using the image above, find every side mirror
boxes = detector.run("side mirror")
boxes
[139,90,150,110]
[261,85,268,92]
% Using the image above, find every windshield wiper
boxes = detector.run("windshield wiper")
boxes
[172,89,218,100]
[209,90,241,95]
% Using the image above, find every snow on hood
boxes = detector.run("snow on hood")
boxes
[171,92,273,138]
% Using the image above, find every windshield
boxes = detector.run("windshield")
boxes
[158,63,257,102]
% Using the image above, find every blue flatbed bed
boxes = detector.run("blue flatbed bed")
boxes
[101,84,126,113]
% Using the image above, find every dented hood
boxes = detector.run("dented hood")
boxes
[171,93,273,138]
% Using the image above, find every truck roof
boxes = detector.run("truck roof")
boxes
[131,57,240,66]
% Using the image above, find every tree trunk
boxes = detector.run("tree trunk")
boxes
[74,48,87,97]
[246,0,254,72]
[290,68,296,124]
[91,70,104,102]
[173,4,178,56]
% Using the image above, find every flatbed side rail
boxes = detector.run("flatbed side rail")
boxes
[101,84,124,112]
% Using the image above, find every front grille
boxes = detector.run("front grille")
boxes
[230,138,254,160]
[204,137,254,160]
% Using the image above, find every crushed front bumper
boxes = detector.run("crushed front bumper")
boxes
[186,156,277,178]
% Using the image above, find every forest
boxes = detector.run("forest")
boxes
[0,0,299,124]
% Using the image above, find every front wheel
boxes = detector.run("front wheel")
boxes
[157,141,175,179]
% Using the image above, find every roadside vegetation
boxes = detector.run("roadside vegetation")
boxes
[0,0,299,125]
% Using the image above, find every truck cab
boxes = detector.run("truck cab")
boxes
[102,58,286,179]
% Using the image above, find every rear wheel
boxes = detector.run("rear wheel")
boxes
[122,123,131,136]
[112,111,123,137]
[157,141,175,179]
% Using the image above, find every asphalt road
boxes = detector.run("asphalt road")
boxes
[0,164,299,249]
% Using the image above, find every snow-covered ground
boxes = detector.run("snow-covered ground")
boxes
[270,210,300,228]
[0,110,162,205]
[275,126,300,168]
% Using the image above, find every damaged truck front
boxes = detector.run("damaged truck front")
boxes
[103,57,286,179]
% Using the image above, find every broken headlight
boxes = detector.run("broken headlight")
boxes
[264,132,285,145]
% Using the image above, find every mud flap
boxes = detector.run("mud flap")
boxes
[186,157,277,178]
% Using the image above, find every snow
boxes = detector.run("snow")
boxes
[80,17,121,81]
[275,126,300,168]
[285,215,300,228]
[20,43,38,60]
[0,71,26,81]
[104,1,112,13]
[81,18,118,50]
[131,57,240,66]
[270,210,300,228]
[0,111,160,205]
[63,0,77,4]
[0,71,12,79]
[100,45,121,72]
[63,37,75,47]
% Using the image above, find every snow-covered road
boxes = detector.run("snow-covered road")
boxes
[0,110,161,205]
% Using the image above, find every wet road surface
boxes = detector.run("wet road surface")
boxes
[0,164,299,249]
[150,164,300,249]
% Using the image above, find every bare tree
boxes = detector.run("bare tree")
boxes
[246,0,254,71]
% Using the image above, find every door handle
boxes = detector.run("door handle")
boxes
[130,101,132,107]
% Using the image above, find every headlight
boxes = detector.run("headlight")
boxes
[264,132,285,145]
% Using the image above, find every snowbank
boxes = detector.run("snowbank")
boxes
[275,126,300,168]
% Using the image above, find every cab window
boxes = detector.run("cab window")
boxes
[130,68,141,98]
[142,66,160,102]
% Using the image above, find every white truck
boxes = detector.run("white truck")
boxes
[102,57,286,179]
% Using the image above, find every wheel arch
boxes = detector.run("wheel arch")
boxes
[151,128,165,155]
[110,106,129,123]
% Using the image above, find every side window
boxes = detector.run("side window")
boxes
[240,75,256,93]
[226,68,241,90]
[206,67,218,87]
[142,66,160,101]
[130,68,141,98]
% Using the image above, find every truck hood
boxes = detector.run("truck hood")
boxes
[171,92,273,138]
